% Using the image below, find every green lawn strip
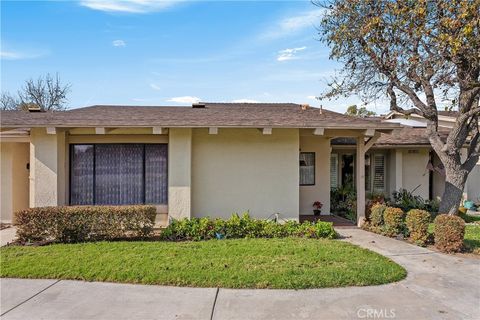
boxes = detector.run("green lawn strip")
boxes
[429,223,480,253]
[0,238,406,289]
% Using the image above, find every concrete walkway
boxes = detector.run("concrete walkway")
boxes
[1,229,479,320]
[0,227,16,247]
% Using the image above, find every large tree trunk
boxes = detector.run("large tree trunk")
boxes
[438,162,469,215]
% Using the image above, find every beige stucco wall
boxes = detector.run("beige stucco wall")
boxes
[29,128,67,207]
[191,128,299,220]
[1,142,30,222]
[402,148,430,199]
[169,128,192,220]
[299,136,331,215]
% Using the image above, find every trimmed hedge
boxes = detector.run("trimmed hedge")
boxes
[14,205,157,243]
[370,203,387,227]
[434,214,465,253]
[405,209,431,246]
[383,207,405,236]
[160,213,337,241]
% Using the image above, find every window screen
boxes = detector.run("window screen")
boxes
[300,152,315,186]
[70,144,168,205]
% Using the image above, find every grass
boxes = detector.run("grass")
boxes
[0,238,406,289]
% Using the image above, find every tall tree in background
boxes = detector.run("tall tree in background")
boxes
[1,73,71,111]
[317,0,480,214]
[345,105,376,117]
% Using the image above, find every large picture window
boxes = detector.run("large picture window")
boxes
[70,144,168,205]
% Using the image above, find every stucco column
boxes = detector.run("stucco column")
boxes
[168,128,192,220]
[29,128,67,207]
[356,137,366,226]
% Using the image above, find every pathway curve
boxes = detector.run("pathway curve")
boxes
[1,229,479,320]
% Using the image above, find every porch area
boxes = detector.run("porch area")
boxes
[299,214,356,228]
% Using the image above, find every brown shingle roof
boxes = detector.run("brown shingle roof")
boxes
[0,103,400,130]
[332,127,450,147]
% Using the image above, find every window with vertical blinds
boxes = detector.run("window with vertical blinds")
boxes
[330,153,338,189]
[373,154,386,192]
[70,144,168,205]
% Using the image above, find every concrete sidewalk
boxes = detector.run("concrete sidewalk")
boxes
[1,229,479,320]
[0,227,16,247]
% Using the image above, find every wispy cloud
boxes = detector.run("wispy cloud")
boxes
[277,46,306,62]
[112,39,126,47]
[232,99,259,103]
[167,96,201,104]
[0,49,49,60]
[80,0,182,13]
[260,9,324,40]
[150,83,161,91]
[307,95,318,100]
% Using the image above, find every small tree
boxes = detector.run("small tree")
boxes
[0,92,19,110]
[345,105,376,117]
[1,73,71,111]
[317,0,479,214]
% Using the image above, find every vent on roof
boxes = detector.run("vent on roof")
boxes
[26,103,43,112]
[192,103,206,108]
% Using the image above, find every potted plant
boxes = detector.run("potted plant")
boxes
[313,201,323,216]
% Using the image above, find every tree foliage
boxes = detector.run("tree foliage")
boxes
[345,104,376,117]
[1,73,71,111]
[317,0,480,214]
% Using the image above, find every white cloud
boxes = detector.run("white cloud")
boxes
[277,46,306,62]
[231,99,259,103]
[307,95,318,100]
[167,96,201,104]
[112,39,126,47]
[1,49,48,60]
[149,83,161,91]
[80,0,182,13]
[261,9,325,39]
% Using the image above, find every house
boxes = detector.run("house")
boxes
[381,110,480,202]
[0,103,476,227]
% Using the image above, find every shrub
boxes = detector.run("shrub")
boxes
[14,205,157,243]
[383,207,405,236]
[434,214,465,253]
[370,203,387,227]
[160,213,337,241]
[405,209,431,246]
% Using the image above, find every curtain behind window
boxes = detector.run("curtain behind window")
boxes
[95,144,144,205]
[70,145,94,205]
[145,144,168,204]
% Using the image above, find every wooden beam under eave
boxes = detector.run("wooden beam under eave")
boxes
[364,128,376,137]
[46,127,56,134]
[208,127,218,135]
[262,128,272,135]
[364,132,381,152]
[152,127,167,135]
[313,128,325,136]
[95,127,106,135]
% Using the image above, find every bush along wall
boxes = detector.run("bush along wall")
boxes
[405,209,431,246]
[433,214,465,253]
[160,213,337,241]
[14,205,157,243]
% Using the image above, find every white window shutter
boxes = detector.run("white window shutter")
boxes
[373,154,386,192]
[330,154,338,189]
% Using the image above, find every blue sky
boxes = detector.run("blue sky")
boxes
[1,0,389,113]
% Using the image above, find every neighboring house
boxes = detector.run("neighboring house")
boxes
[381,110,480,203]
[0,103,477,227]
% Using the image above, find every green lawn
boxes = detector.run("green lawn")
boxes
[0,238,406,289]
